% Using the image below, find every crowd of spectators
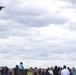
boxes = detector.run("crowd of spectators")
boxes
[0,62,76,75]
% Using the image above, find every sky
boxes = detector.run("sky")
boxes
[0,0,76,68]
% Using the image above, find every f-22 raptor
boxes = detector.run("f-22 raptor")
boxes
[0,6,5,11]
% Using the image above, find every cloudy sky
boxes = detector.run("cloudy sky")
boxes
[0,0,76,68]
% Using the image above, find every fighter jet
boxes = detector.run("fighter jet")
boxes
[0,6,4,11]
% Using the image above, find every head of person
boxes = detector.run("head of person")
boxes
[50,67,53,70]
[63,65,66,69]
[54,66,57,69]
[20,62,23,64]
[28,68,31,72]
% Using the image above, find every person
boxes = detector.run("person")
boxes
[1,67,5,75]
[71,67,76,75]
[5,66,9,75]
[48,67,53,75]
[67,67,72,75]
[14,65,19,75]
[44,69,50,75]
[17,62,25,75]
[42,69,45,75]
[19,62,24,69]
[53,66,59,75]
[27,68,33,75]
[0,67,2,75]
[33,67,39,75]
[38,68,42,75]
[61,65,70,75]
[58,67,62,75]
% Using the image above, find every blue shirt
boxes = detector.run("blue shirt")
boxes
[19,64,24,69]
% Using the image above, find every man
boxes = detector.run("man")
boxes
[17,62,25,75]
[61,65,70,75]
[19,62,24,69]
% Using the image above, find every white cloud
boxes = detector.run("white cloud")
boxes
[0,0,76,68]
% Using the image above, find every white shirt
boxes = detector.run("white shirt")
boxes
[48,70,53,75]
[61,69,70,75]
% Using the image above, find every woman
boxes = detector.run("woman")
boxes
[33,67,39,75]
